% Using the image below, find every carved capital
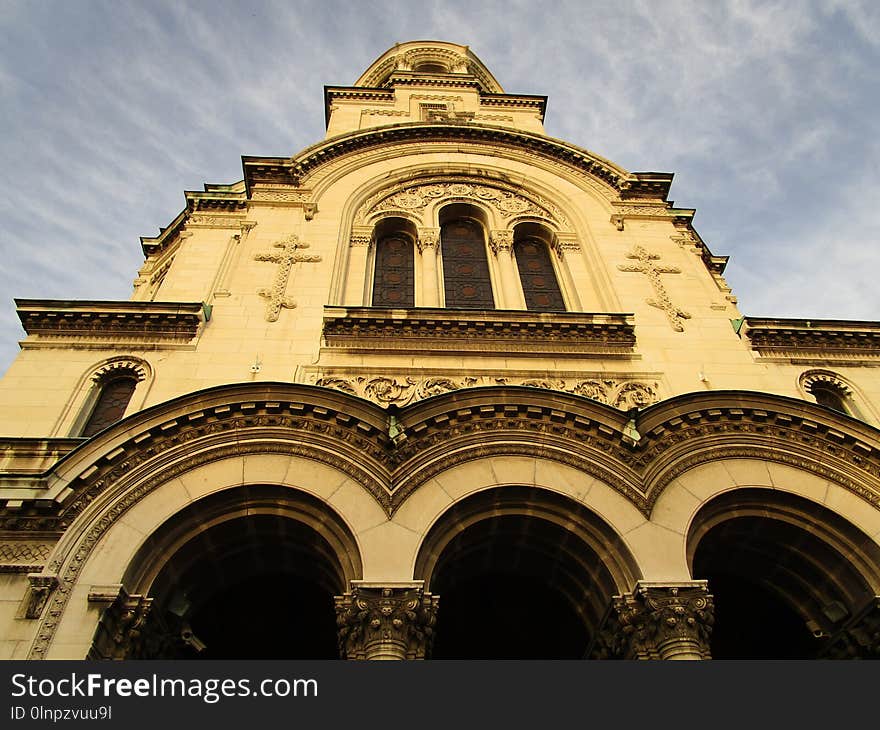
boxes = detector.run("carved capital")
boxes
[489,229,514,255]
[88,587,153,660]
[349,233,373,248]
[303,202,318,221]
[417,228,440,252]
[596,581,713,659]
[22,573,59,619]
[335,582,439,660]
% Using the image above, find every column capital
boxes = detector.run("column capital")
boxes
[593,581,714,660]
[416,228,440,252]
[335,581,439,660]
[88,587,153,660]
[489,229,514,255]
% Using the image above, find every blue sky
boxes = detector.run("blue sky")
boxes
[1,0,878,375]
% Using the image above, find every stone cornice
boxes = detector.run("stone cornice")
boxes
[321,306,637,356]
[16,300,208,342]
[242,125,669,200]
[743,317,880,361]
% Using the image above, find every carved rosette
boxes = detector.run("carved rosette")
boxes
[335,583,439,660]
[598,582,714,660]
[88,590,153,660]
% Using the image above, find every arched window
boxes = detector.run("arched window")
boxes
[513,233,565,312]
[81,375,138,437]
[372,224,415,307]
[441,217,494,309]
[809,382,849,414]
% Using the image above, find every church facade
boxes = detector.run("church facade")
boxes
[1,41,879,660]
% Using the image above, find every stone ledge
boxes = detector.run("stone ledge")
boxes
[744,317,880,361]
[322,306,637,356]
[16,300,209,341]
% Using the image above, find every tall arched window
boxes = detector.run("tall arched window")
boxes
[372,226,415,307]
[513,227,565,312]
[441,217,494,309]
[81,375,138,437]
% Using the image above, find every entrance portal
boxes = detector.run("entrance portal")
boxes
[415,486,639,659]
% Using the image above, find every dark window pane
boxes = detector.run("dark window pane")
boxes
[514,237,565,312]
[441,219,494,309]
[372,234,414,307]
[811,386,847,413]
[82,377,138,436]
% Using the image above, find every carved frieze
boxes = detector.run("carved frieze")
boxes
[312,374,659,409]
[0,542,53,564]
[356,178,567,225]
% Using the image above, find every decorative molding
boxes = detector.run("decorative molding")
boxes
[610,201,694,231]
[186,214,245,229]
[254,234,322,321]
[313,373,658,409]
[349,233,373,248]
[15,300,206,342]
[250,187,313,204]
[744,318,880,362]
[357,179,565,225]
[361,109,409,117]
[335,582,439,660]
[799,369,854,398]
[0,541,53,564]
[617,246,691,332]
[90,358,150,384]
[322,306,637,356]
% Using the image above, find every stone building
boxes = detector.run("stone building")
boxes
[1,41,879,660]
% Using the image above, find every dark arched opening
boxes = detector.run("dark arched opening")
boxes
[689,489,880,659]
[117,485,361,659]
[416,486,639,659]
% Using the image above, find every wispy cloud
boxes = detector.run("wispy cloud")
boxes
[0,0,877,376]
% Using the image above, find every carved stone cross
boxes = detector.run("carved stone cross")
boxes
[254,234,322,322]
[618,245,691,332]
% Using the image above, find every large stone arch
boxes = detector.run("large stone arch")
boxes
[685,486,880,658]
[409,483,641,658]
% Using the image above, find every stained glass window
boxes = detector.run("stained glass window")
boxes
[514,237,565,311]
[81,377,137,437]
[441,219,494,309]
[372,234,415,307]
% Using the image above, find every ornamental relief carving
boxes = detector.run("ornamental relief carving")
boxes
[356,180,567,226]
[0,542,54,564]
[312,374,659,409]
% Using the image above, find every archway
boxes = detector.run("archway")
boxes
[116,484,362,659]
[414,486,640,658]
[688,489,880,659]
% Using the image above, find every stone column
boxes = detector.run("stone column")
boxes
[489,230,523,309]
[344,231,373,305]
[335,581,439,660]
[592,581,714,660]
[417,228,440,307]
